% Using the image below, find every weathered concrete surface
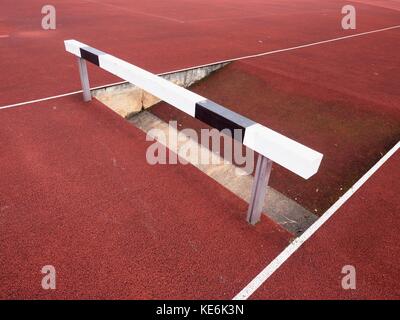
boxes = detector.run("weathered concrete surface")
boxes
[92,63,228,118]
[129,111,318,236]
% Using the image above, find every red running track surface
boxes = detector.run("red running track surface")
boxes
[0,96,291,299]
[251,149,400,299]
[1,0,400,106]
[351,0,400,11]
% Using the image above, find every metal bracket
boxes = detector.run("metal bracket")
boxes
[247,155,273,225]
[77,57,91,102]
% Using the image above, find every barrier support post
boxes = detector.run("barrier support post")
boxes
[247,155,273,225]
[77,57,91,102]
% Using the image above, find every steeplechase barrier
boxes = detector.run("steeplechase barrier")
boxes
[65,39,323,225]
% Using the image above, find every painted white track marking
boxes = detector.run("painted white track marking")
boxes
[233,141,400,300]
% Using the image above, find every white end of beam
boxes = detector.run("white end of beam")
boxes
[64,39,85,57]
[244,124,323,179]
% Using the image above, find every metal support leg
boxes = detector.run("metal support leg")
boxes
[77,57,91,102]
[247,155,273,225]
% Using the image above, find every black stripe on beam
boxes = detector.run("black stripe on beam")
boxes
[195,100,255,142]
[80,48,99,66]
[79,47,106,66]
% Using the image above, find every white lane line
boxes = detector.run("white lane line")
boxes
[215,25,400,64]
[0,90,82,110]
[233,141,400,300]
[0,81,126,110]
[1,24,399,110]
[0,34,10,38]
